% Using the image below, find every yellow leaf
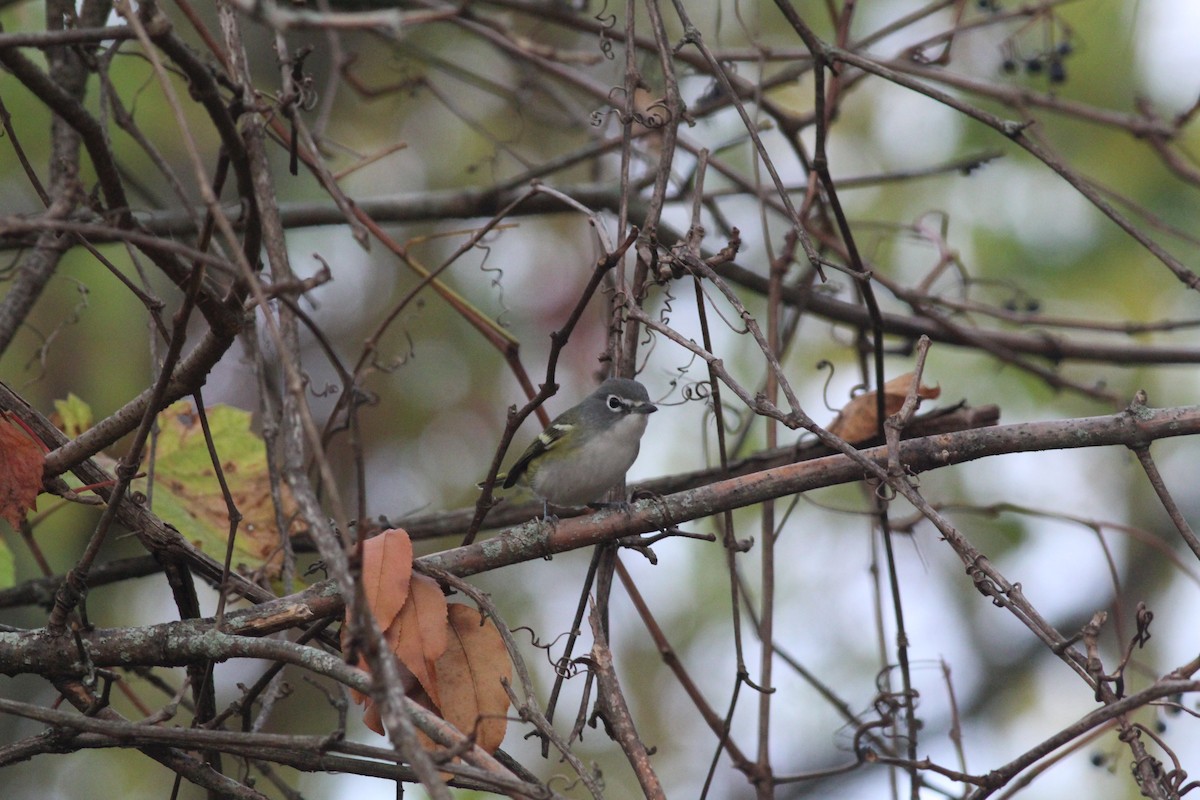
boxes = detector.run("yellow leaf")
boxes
[51,393,93,438]
[133,402,305,578]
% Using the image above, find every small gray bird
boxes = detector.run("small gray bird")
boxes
[502,378,657,517]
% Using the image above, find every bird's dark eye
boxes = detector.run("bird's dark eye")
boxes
[607,395,623,411]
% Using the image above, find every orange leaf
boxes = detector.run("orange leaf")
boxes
[347,660,420,734]
[827,372,941,444]
[388,573,449,710]
[0,415,44,528]
[347,528,416,713]
[433,603,512,755]
[361,699,384,736]
[362,528,414,633]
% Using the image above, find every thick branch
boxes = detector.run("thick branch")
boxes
[423,402,1200,577]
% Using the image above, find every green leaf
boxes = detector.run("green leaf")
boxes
[134,401,303,578]
[53,393,94,438]
[0,538,13,588]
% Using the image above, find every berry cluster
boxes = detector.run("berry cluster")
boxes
[982,2,1077,85]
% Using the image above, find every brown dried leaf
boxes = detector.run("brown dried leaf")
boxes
[348,658,420,736]
[388,572,449,711]
[347,528,417,717]
[347,557,508,748]
[827,372,941,444]
[361,700,384,736]
[433,603,512,755]
[362,528,414,633]
[0,415,44,529]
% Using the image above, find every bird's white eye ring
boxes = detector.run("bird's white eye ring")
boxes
[607,394,623,411]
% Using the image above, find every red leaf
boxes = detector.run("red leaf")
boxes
[0,415,44,528]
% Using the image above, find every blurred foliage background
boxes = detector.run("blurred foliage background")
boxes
[3,1,1200,798]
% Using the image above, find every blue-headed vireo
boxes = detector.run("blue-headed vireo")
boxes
[501,378,657,518]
